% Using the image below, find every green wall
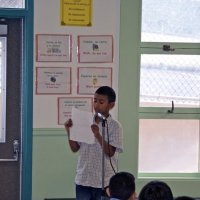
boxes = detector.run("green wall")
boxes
[32,1,200,199]
[32,129,77,199]
[32,1,141,199]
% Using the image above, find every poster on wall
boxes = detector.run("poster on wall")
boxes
[77,67,112,94]
[60,0,92,26]
[36,34,72,62]
[36,67,71,94]
[58,97,93,125]
[78,35,113,63]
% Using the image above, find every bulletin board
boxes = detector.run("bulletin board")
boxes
[33,0,120,128]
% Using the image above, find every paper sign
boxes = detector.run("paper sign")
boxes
[36,67,71,94]
[58,97,93,125]
[60,0,92,26]
[36,34,72,62]
[77,67,112,94]
[78,35,113,63]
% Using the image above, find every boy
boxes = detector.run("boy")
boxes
[107,171,136,200]
[64,86,123,200]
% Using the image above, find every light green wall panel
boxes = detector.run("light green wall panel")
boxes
[32,129,77,199]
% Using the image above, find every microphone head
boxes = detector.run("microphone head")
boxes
[94,112,106,121]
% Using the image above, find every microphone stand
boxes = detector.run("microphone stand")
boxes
[101,118,107,200]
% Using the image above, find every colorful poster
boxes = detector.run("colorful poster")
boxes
[36,34,72,62]
[60,0,92,26]
[57,97,93,125]
[78,35,113,63]
[36,67,71,94]
[77,67,112,94]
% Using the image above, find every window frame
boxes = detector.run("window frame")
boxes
[0,0,34,199]
[0,37,6,143]
[139,3,200,178]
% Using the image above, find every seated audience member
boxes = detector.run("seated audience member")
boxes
[138,180,173,200]
[175,196,195,200]
[107,171,136,200]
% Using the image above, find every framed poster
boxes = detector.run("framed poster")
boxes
[60,0,92,26]
[36,67,71,94]
[78,35,113,63]
[36,34,72,62]
[58,97,93,125]
[77,67,112,94]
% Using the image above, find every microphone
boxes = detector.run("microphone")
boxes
[94,112,106,121]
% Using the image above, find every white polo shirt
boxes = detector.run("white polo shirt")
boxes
[75,115,123,188]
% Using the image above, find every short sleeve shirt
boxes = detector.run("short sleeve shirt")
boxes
[75,115,123,188]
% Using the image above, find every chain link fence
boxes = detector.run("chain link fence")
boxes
[140,54,200,107]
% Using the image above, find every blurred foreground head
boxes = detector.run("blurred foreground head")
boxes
[138,180,173,200]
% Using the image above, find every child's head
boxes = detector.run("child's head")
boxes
[108,171,136,200]
[95,86,116,103]
[138,180,174,200]
[94,86,116,116]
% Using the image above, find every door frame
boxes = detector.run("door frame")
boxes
[0,1,34,200]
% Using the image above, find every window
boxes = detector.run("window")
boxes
[0,0,24,8]
[140,54,200,107]
[139,0,200,174]
[0,38,6,142]
[141,0,200,43]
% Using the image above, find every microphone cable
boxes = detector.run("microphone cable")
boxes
[105,120,117,174]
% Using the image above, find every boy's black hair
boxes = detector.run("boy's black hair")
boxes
[95,86,116,103]
[109,171,135,200]
[138,180,174,200]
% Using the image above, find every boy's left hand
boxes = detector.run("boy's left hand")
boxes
[91,124,100,138]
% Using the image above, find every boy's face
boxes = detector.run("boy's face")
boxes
[93,93,114,117]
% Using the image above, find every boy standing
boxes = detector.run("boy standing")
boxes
[64,86,123,200]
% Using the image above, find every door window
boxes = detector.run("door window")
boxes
[0,0,24,8]
[0,37,6,143]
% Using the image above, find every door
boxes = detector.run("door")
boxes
[0,18,22,200]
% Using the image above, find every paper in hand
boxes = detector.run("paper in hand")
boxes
[70,107,95,144]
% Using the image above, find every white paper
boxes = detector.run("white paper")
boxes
[70,107,95,144]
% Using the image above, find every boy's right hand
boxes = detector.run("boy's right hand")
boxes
[64,118,73,132]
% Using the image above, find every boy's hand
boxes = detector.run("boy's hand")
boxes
[64,119,73,132]
[91,124,100,138]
